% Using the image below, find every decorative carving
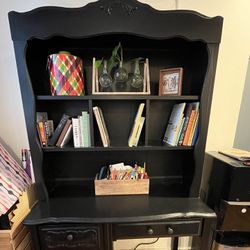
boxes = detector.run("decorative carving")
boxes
[100,0,138,15]
[44,229,98,248]
[122,3,138,15]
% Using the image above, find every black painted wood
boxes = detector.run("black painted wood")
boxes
[8,0,222,43]
[24,197,215,225]
[8,0,223,248]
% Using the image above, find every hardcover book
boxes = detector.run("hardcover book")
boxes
[60,124,73,148]
[48,114,70,146]
[133,116,145,146]
[128,103,145,147]
[163,102,186,146]
[55,119,71,147]
[72,118,81,148]
[93,106,110,147]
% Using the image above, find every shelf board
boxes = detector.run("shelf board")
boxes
[42,145,193,152]
[36,95,199,101]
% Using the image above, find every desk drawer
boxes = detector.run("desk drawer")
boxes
[218,201,250,231]
[39,224,102,250]
[114,220,201,239]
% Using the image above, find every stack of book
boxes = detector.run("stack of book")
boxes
[37,112,91,148]
[0,142,31,217]
[93,106,110,147]
[128,103,145,147]
[71,111,91,148]
[36,112,54,147]
[163,102,199,146]
[218,148,250,166]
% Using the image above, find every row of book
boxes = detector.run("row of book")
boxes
[163,102,199,146]
[36,112,91,148]
[93,104,145,147]
[0,142,31,216]
[37,101,199,148]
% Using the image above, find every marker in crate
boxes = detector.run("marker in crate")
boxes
[96,162,148,180]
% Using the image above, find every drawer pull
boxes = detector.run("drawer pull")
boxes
[241,208,247,214]
[167,227,174,235]
[147,227,154,235]
[66,234,74,241]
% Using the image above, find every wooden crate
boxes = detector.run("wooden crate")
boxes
[0,185,36,250]
[95,179,149,195]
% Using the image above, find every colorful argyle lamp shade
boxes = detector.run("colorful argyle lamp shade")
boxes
[48,52,85,96]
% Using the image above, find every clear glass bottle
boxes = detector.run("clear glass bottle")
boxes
[99,60,112,89]
[130,59,143,89]
[114,61,128,91]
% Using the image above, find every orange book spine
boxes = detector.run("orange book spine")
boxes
[38,121,47,146]
[182,110,196,146]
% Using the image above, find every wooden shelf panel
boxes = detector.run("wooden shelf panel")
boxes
[42,146,193,152]
[36,95,200,101]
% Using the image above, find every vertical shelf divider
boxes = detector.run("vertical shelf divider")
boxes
[145,99,150,146]
[88,99,94,147]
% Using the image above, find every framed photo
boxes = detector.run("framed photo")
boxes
[159,67,183,96]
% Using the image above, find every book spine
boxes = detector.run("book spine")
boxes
[55,119,71,147]
[128,103,145,147]
[72,118,80,148]
[172,114,184,146]
[93,107,108,147]
[78,115,84,147]
[188,111,199,146]
[182,110,196,146]
[98,107,110,146]
[191,122,199,146]
[82,111,90,147]
[60,124,73,147]
[133,117,145,147]
[37,122,47,146]
[86,113,91,147]
[175,117,185,146]
[48,114,70,146]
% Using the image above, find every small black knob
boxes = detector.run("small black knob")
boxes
[66,234,74,241]
[167,227,174,234]
[147,227,154,235]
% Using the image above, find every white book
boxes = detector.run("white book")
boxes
[128,103,145,147]
[163,102,186,146]
[60,124,73,148]
[72,118,80,148]
[93,106,108,147]
[133,117,145,147]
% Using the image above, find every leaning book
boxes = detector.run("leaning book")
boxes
[163,102,186,146]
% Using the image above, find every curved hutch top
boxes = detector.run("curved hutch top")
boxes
[9,0,223,231]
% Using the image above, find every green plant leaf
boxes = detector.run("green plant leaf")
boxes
[95,59,103,69]
[112,42,121,58]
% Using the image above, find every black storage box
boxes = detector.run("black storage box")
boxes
[207,152,250,209]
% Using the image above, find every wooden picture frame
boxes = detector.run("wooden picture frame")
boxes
[92,58,151,95]
[159,67,183,96]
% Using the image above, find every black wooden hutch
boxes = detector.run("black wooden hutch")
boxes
[8,0,223,249]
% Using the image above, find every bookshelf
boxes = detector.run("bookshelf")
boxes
[9,0,223,249]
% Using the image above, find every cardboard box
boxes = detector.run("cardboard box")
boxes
[0,185,36,250]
